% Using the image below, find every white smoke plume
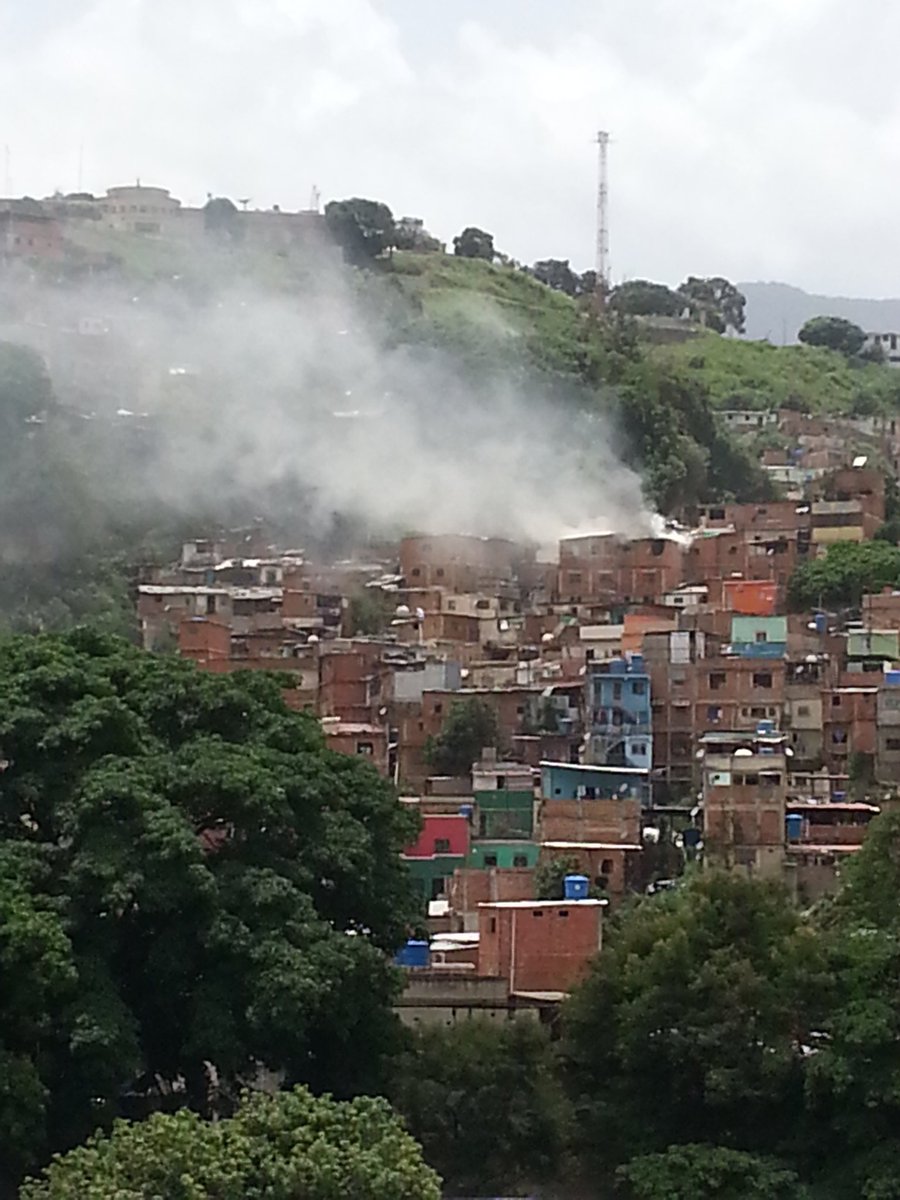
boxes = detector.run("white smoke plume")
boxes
[0,252,657,557]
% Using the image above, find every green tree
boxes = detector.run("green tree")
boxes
[325,198,396,265]
[203,196,242,240]
[610,280,682,318]
[424,696,499,776]
[452,226,495,260]
[677,276,746,334]
[0,342,54,438]
[802,816,900,1196]
[390,1020,569,1195]
[563,873,828,1171]
[394,218,441,253]
[0,630,420,1186]
[787,540,900,610]
[21,1086,441,1200]
[532,258,581,297]
[346,588,391,636]
[798,316,866,357]
[617,1144,807,1200]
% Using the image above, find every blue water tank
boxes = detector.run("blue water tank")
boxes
[394,939,430,968]
[682,826,702,849]
[756,720,775,735]
[814,612,827,635]
[886,670,900,687]
[631,654,645,671]
[458,803,474,820]
[786,814,803,843]
[563,874,590,901]
[608,658,627,674]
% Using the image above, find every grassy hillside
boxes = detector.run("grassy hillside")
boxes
[652,332,900,415]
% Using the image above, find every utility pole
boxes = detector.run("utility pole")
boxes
[595,130,610,309]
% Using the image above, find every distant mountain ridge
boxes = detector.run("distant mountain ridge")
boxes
[738,281,900,345]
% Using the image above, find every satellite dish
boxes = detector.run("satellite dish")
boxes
[395,604,410,617]
[541,633,554,644]
[307,634,320,645]
[733,747,753,757]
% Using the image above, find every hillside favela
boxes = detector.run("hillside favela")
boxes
[6,5,900,1199]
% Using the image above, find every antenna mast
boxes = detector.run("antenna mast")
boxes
[595,130,610,304]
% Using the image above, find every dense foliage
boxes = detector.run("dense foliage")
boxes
[798,316,866,357]
[325,197,396,264]
[563,873,828,1170]
[21,1086,441,1200]
[423,696,499,776]
[452,226,495,260]
[0,631,419,1191]
[390,1021,570,1195]
[787,540,900,610]
[617,1145,807,1200]
[610,279,682,317]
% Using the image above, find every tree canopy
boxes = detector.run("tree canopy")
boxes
[532,258,582,297]
[787,540,899,610]
[21,1086,441,1200]
[390,1020,569,1195]
[0,630,419,1189]
[203,196,242,240]
[0,342,55,437]
[325,198,396,265]
[798,316,866,357]
[563,873,827,1171]
[424,696,499,776]
[452,226,495,260]
[610,279,683,318]
[617,1144,807,1200]
[677,276,746,334]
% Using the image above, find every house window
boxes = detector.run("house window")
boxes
[436,568,444,578]
[496,775,506,789]
[832,694,841,707]
[356,742,374,756]
[557,909,569,918]
[532,910,544,918]
[601,858,613,874]
[753,672,773,689]
[755,631,767,643]
[707,705,722,721]
[434,703,443,715]
[484,854,498,867]
[489,917,497,932]
[886,738,900,751]
[513,854,528,868]
[613,681,623,700]
[632,679,646,695]
[797,705,810,717]
[434,838,451,854]
[709,672,726,690]
[632,743,647,755]
[411,567,421,577]
[446,599,456,611]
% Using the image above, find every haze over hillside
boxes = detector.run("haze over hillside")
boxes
[740,281,900,345]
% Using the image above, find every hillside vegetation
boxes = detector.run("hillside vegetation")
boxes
[653,331,900,415]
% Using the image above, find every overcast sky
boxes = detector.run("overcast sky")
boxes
[2,0,898,296]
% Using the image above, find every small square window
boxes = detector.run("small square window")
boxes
[513,854,528,868]
[434,838,451,854]
[484,854,498,867]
